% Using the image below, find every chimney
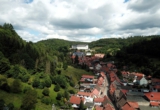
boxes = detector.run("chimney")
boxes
[151,94,154,97]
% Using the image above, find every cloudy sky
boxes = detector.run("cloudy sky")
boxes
[0,0,160,42]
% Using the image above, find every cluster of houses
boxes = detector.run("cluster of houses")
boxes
[69,45,160,110]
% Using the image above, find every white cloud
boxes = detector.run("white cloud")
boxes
[0,0,160,42]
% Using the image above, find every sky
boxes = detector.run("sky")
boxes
[0,0,160,42]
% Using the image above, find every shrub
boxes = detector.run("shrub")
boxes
[69,90,75,94]
[54,84,60,92]
[42,87,49,96]
[56,92,62,100]
[41,97,51,105]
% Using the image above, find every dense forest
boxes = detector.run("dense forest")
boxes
[0,23,160,109]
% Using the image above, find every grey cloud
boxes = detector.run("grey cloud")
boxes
[120,14,160,30]
[127,0,160,13]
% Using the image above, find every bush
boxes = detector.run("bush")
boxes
[0,82,10,92]
[54,84,60,92]
[42,87,49,96]
[23,86,32,93]
[69,90,75,94]
[56,92,62,100]
[7,103,14,110]
[32,77,40,88]
[41,97,51,105]
[69,81,75,87]
[21,74,30,82]
[11,79,22,93]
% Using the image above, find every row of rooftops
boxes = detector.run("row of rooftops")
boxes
[69,53,116,110]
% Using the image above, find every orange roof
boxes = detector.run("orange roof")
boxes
[121,102,134,110]
[121,89,128,95]
[104,104,115,110]
[70,96,84,104]
[144,92,160,101]
[128,101,139,109]
[95,106,103,110]
[77,91,91,97]
[94,97,104,102]
[154,85,160,89]
[92,88,100,96]
[150,102,159,106]
[152,78,160,83]
[82,75,94,79]
[100,71,105,77]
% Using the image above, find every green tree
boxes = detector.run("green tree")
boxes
[64,90,69,100]
[54,84,60,92]
[56,92,62,100]
[0,57,10,74]
[21,89,37,110]
[32,77,40,88]
[11,79,22,93]
[44,76,52,87]
[42,87,49,96]
[79,100,84,110]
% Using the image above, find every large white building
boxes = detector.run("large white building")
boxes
[71,44,89,50]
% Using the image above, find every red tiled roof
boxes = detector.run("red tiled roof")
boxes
[121,89,128,95]
[94,97,104,102]
[151,78,160,83]
[82,75,94,79]
[154,85,160,89]
[128,101,139,109]
[77,91,91,97]
[144,92,160,101]
[104,104,115,110]
[100,71,105,77]
[121,102,134,110]
[95,106,103,110]
[150,102,159,106]
[92,88,100,96]
[70,96,84,104]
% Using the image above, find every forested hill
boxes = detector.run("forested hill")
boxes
[89,35,159,54]
[37,39,88,51]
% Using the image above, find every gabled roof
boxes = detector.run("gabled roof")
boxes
[128,101,139,109]
[150,102,159,106]
[70,96,84,104]
[95,106,103,110]
[121,102,134,110]
[104,104,115,110]
[144,92,160,101]
[94,97,104,102]
[81,75,94,79]
[92,88,100,96]
[77,91,91,97]
[151,78,160,83]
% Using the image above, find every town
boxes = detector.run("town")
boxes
[69,44,160,110]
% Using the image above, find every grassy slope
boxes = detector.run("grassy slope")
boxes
[0,66,93,110]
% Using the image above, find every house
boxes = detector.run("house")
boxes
[103,104,115,110]
[69,96,85,108]
[92,88,101,98]
[71,44,89,50]
[80,75,94,84]
[85,102,94,110]
[94,54,105,59]
[121,101,139,110]
[94,95,109,106]
[133,74,148,86]
[144,92,160,107]
[77,91,93,102]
